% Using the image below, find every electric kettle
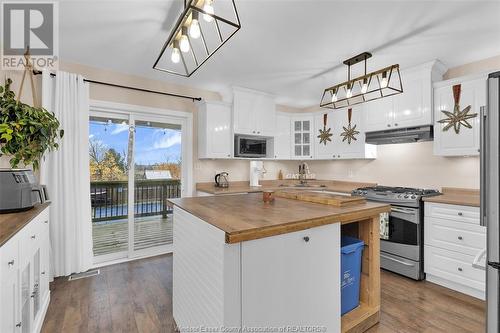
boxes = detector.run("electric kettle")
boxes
[214,172,229,188]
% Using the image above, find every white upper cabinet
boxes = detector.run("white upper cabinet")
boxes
[433,75,486,156]
[291,115,314,159]
[332,107,376,159]
[364,61,446,132]
[197,100,232,159]
[313,112,336,159]
[233,87,276,137]
[313,107,376,160]
[274,113,291,159]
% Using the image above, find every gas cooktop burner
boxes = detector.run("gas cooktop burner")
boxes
[352,185,440,205]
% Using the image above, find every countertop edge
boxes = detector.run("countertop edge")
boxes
[0,203,51,247]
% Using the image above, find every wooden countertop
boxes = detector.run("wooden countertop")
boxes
[196,179,377,195]
[0,203,50,247]
[169,193,389,243]
[423,187,480,207]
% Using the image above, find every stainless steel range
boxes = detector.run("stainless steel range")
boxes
[352,186,440,280]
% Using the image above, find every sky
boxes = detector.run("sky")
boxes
[89,120,182,165]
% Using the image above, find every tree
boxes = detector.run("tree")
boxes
[89,138,127,181]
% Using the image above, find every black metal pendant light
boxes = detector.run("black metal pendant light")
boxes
[320,52,403,109]
[153,0,241,77]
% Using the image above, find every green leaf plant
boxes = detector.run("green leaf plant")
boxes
[0,78,64,170]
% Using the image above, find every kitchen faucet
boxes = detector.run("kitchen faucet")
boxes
[298,162,310,185]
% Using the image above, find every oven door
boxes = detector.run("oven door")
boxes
[380,206,421,261]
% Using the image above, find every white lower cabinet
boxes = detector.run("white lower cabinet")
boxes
[241,224,340,330]
[0,207,50,333]
[424,202,485,299]
[173,207,341,332]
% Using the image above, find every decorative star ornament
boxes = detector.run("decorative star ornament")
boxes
[438,84,478,134]
[438,105,477,134]
[340,108,360,144]
[340,123,360,144]
[317,113,333,145]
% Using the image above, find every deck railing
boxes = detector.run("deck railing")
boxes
[90,179,181,222]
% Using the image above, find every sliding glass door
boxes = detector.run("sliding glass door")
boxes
[89,112,184,263]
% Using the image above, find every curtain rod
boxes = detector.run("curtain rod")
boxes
[32,70,202,102]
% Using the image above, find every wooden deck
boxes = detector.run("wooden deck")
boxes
[93,215,173,256]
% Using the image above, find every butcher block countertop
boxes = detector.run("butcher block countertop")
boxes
[196,179,377,195]
[169,192,389,243]
[0,203,50,247]
[423,187,480,207]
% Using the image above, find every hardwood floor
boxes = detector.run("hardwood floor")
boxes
[42,254,486,333]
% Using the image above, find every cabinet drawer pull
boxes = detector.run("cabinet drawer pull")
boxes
[16,322,21,328]
[387,124,391,127]
[30,292,36,298]
[458,267,463,272]
[458,236,463,240]
[458,212,463,216]
[41,271,46,275]
[303,236,310,242]
[394,123,398,126]
[8,260,15,266]
[44,220,49,224]
[31,235,36,239]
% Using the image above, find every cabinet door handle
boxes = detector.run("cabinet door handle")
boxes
[303,236,310,242]
[8,260,15,266]
[457,267,463,272]
[458,212,463,216]
[257,131,260,134]
[31,235,36,239]
[41,271,46,275]
[252,131,256,133]
[387,124,391,127]
[44,220,49,224]
[394,123,398,126]
[16,322,21,328]
[458,236,463,240]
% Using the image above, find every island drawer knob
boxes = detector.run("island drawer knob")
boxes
[303,236,310,242]
[458,236,463,240]
[458,267,463,272]
[458,212,463,216]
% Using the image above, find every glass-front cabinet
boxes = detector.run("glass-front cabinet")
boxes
[292,116,314,159]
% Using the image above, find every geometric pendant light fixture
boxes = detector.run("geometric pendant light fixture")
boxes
[153,0,241,77]
[320,52,403,109]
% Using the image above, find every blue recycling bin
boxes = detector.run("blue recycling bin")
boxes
[340,236,365,315]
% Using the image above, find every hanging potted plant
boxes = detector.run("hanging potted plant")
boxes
[0,78,64,170]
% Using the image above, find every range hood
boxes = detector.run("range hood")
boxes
[365,125,433,145]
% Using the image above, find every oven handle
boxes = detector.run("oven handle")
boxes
[390,207,418,215]
[381,253,416,267]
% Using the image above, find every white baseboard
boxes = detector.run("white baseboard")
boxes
[426,274,485,300]
[33,291,51,333]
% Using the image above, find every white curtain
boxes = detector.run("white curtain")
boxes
[40,70,93,277]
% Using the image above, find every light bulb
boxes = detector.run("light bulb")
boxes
[179,27,190,53]
[171,47,180,63]
[331,90,338,103]
[361,78,368,94]
[380,72,388,88]
[189,12,201,39]
[346,84,352,98]
[203,0,215,22]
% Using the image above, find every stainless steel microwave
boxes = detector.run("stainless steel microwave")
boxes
[234,135,267,158]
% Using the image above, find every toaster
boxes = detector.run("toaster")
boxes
[0,169,44,213]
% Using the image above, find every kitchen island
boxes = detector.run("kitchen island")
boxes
[168,192,390,333]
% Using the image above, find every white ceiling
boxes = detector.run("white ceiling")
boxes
[59,0,500,108]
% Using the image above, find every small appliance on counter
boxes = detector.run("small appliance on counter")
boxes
[0,169,46,213]
[214,172,229,188]
[249,161,265,187]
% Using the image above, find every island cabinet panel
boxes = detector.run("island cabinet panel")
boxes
[240,224,341,332]
[172,207,241,330]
